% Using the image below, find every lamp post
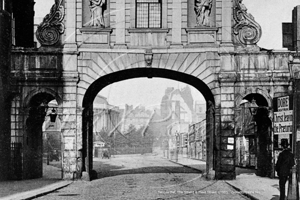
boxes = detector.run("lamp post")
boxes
[288,53,300,167]
[287,52,300,200]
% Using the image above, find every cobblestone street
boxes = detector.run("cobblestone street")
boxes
[35,154,250,200]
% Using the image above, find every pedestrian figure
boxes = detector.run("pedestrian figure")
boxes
[275,139,295,200]
[102,149,110,159]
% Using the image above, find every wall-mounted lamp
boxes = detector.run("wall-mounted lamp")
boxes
[249,98,258,116]
[239,98,258,116]
[49,108,57,122]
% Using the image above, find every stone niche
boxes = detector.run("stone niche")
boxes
[186,0,218,46]
[81,0,112,46]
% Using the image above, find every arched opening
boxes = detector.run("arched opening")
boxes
[42,99,63,179]
[23,92,62,179]
[82,68,215,180]
[236,93,272,177]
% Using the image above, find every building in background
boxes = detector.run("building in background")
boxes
[93,95,120,157]
[120,105,153,133]
[158,85,206,158]
[188,120,206,161]
[194,101,206,122]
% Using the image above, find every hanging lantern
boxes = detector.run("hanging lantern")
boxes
[49,108,57,123]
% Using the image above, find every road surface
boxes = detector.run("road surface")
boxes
[35,154,249,200]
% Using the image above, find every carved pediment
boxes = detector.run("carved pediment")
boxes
[233,0,262,46]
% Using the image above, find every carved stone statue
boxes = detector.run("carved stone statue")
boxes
[233,0,262,46]
[194,0,213,26]
[88,0,105,27]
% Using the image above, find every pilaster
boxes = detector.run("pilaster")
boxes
[171,0,182,47]
[114,0,126,48]
[61,101,78,179]
[64,0,77,50]
[221,0,232,44]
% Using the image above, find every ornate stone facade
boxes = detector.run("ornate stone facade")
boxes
[233,0,262,46]
[36,0,65,46]
[194,0,213,27]
[0,0,297,181]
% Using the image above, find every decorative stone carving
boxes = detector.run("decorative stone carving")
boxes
[36,0,65,46]
[194,0,213,27]
[233,0,262,46]
[88,0,106,27]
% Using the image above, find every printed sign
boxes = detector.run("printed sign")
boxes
[64,137,74,150]
[228,137,234,144]
[277,96,290,111]
[274,110,293,134]
[273,95,293,135]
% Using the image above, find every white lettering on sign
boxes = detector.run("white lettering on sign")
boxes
[274,110,293,134]
[277,96,290,111]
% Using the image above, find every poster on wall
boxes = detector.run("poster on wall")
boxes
[273,95,293,135]
[64,137,74,150]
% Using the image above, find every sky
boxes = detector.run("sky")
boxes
[34,0,300,108]
[243,0,299,50]
[99,78,205,109]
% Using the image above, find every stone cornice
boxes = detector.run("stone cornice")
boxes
[127,28,169,33]
[185,27,219,33]
[79,27,113,33]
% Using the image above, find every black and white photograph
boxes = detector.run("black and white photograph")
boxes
[0,0,300,199]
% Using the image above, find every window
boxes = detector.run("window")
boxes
[136,0,162,28]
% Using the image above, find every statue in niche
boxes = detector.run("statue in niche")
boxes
[88,0,106,27]
[194,0,213,26]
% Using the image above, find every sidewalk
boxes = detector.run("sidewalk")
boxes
[166,155,281,200]
[0,164,72,200]
[0,156,284,200]
[226,172,280,200]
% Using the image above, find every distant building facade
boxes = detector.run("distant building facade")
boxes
[93,95,120,141]
[188,120,206,160]
[120,105,153,133]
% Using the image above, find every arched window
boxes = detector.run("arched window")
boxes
[136,0,162,28]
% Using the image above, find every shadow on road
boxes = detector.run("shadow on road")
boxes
[235,167,256,176]
[92,158,204,180]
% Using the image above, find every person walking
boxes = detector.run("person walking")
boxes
[275,139,295,200]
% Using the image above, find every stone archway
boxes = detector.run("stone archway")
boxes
[81,68,216,180]
[235,93,272,177]
[22,92,60,179]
